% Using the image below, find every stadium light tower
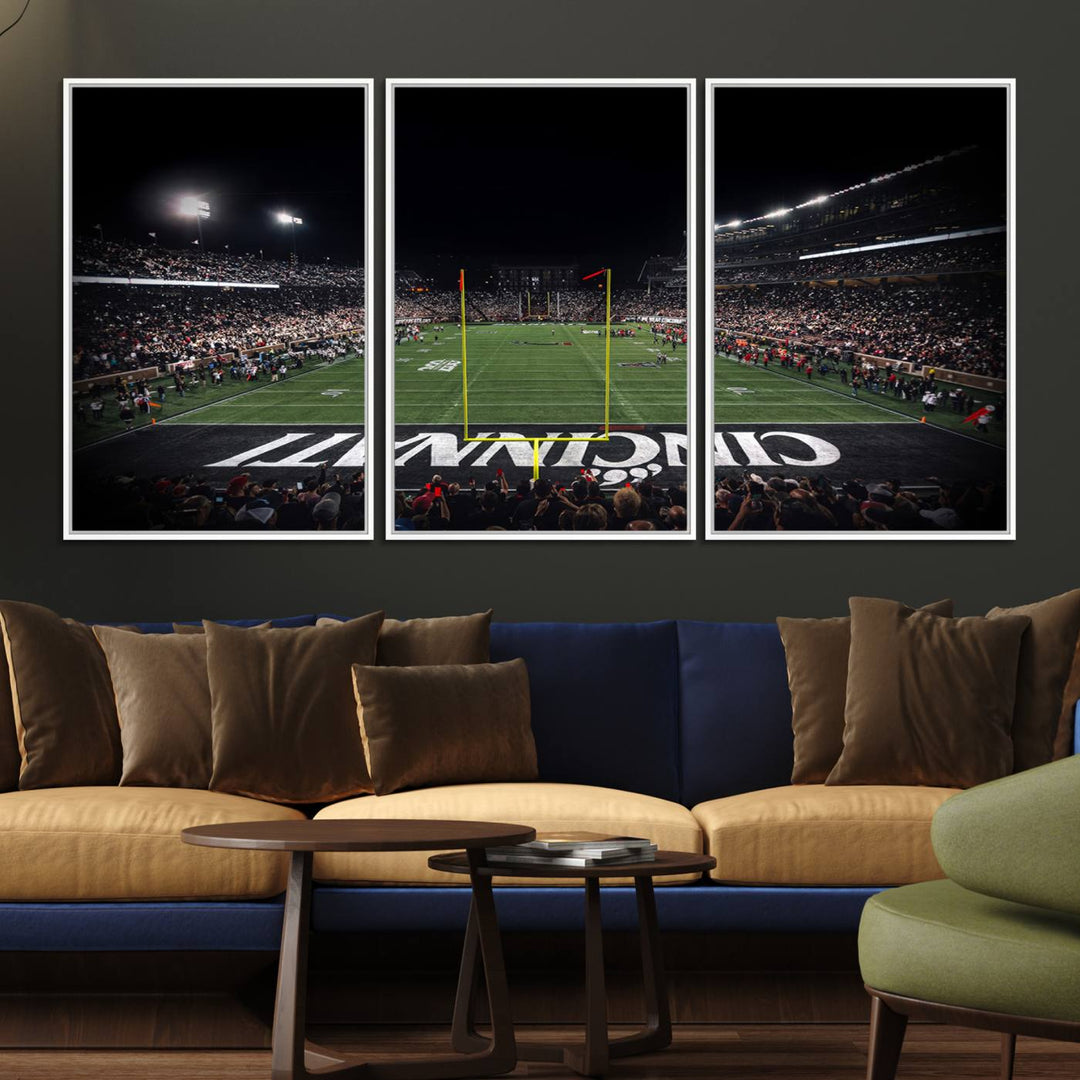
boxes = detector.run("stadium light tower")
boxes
[276,211,303,261]
[178,195,211,247]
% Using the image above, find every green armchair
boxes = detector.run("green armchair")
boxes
[859,755,1080,1080]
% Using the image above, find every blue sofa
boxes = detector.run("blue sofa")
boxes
[2,616,1075,954]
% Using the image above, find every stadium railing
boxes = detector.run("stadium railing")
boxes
[73,365,162,393]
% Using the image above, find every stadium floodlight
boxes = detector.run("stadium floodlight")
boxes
[717,219,742,230]
[275,211,303,260]
[179,195,211,219]
[178,195,211,247]
[764,208,792,219]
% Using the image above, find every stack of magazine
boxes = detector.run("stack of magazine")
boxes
[484,832,657,868]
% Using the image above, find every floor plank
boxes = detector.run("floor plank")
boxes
[1,1024,1078,1079]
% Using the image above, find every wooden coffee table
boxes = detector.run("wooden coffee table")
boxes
[429,848,716,1078]
[183,819,534,1080]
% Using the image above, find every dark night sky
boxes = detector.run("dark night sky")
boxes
[713,86,1006,224]
[72,86,366,264]
[394,86,689,283]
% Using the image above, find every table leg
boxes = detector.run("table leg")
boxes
[517,875,673,1076]
[272,850,319,1080]
[462,851,517,1073]
[609,875,671,1057]
[563,877,609,1077]
[449,899,487,1054]
[272,849,515,1080]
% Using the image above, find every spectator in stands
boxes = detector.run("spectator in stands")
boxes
[716,473,1004,533]
[392,470,688,534]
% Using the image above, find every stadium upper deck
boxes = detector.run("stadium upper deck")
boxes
[714,146,1004,269]
[74,237,364,288]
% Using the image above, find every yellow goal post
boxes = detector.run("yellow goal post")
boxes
[459,267,612,477]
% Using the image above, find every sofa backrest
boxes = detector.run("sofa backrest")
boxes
[676,621,794,807]
[110,614,799,808]
[125,615,317,634]
[490,620,680,802]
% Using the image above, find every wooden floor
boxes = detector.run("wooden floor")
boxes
[2,1024,1080,1079]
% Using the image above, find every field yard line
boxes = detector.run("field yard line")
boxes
[714,420,916,425]
[720,355,1004,448]
[162,422,360,426]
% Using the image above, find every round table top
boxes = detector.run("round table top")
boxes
[428,849,715,879]
[181,819,536,853]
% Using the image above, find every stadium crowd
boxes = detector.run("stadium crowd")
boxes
[393,282,687,324]
[73,283,363,379]
[715,473,1005,533]
[714,279,1005,378]
[75,237,364,288]
[394,471,687,532]
[713,235,1004,285]
[76,465,366,532]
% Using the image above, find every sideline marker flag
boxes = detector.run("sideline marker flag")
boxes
[460,269,469,437]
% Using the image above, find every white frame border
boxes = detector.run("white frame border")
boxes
[62,77,375,541]
[384,77,697,541]
[703,78,1016,541]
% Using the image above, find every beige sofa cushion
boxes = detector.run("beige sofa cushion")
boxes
[0,787,305,900]
[313,782,702,886]
[693,784,959,886]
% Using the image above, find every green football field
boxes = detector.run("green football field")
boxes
[394,323,687,428]
[73,354,364,448]
[713,352,1006,447]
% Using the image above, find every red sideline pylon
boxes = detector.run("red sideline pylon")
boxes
[919,416,926,423]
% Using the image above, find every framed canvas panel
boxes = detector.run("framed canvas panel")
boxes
[705,79,1014,540]
[64,79,374,540]
[386,78,696,540]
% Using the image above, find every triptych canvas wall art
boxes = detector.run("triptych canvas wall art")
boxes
[706,81,1012,540]
[65,80,373,539]
[63,78,1012,541]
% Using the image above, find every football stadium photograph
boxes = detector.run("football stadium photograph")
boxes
[387,79,695,539]
[64,79,372,539]
[707,80,1012,539]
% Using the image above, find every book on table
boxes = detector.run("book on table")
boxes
[483,832,657,867]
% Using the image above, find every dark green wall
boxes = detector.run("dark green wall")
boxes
[0,0,1075,622]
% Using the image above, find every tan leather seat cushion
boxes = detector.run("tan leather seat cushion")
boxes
[693,785,959,886]
[0,787,306,900]
[313,782,702,886]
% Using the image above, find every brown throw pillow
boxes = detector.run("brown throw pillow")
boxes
[827,598,1030,788]
[0,600,121,788]
[0,647,18,792]
[351,659,537,796]
[93,626,212,788]
[987,589,1080,772]
[778,599,954,783]
[317,610,492,666]
[173,621,271,634]
[207,613,384,803]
